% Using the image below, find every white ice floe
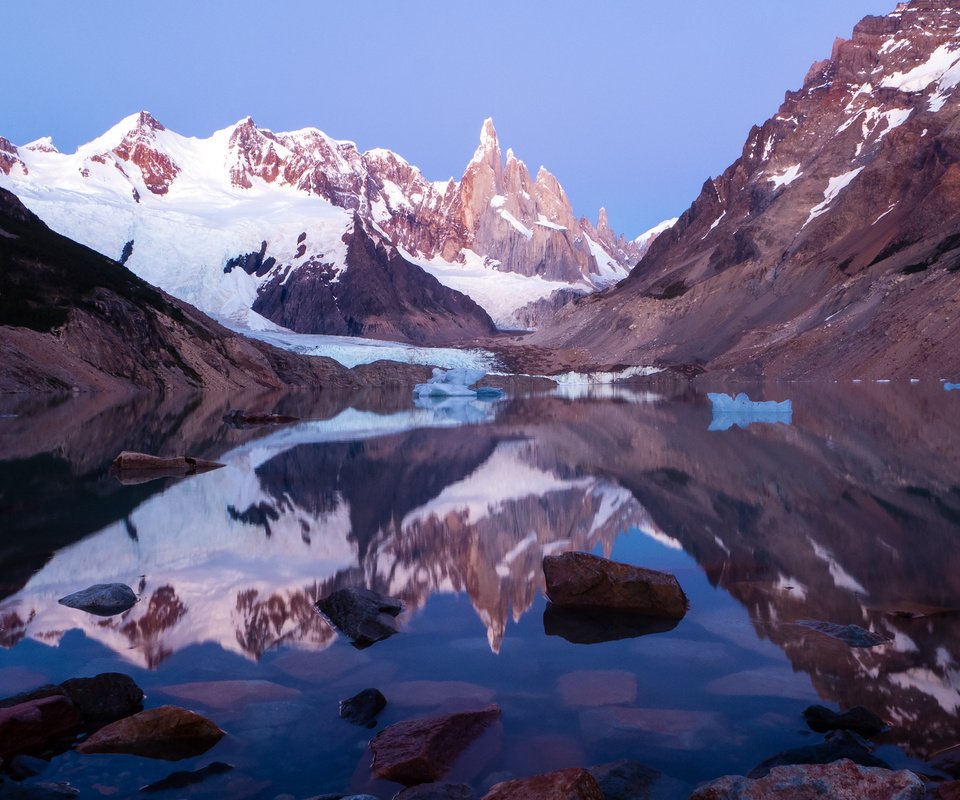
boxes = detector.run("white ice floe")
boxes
[413,367,504,399]
[707,392,793,431]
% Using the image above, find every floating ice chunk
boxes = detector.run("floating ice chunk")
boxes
[412,395,500,424]
[413,367,504,399]
[945,383,960,391]
[707,392,793,432]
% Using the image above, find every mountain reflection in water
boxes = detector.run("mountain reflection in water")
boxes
[1,382,960,766]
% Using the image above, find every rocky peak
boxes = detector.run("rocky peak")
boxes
[110,111,179,196]
[24,137,58,154]
[227,117,284,188]
[0,137,25,177]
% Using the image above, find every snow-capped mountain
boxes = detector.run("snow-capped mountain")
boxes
[0,114,642,336]
[534,0,960,379]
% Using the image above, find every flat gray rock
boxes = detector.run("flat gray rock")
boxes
[58,584,137,617]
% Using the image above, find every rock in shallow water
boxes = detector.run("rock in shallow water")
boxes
[0,696,82,758]
[542,552,687,618]
[803,704,886,737]
[543,604,680,644]
[339,688,387,728]
[316,587,403,648]
[370,705,501,785]
[59,673,143,724]
[110,451,225,484]
[76,705,224,761]
[748,730,889,779]
[797,620,893,647]
[393,783,474,800]
[57,584,137,617]
[481,767,604,800]
[690,759,923,799]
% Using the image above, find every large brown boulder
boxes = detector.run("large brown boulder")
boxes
[0,695,82,757]
[542,552,687,618]
[370,705,500,785]
[690,759,923,800]
[481,767,604,800]
[76,705,224,760]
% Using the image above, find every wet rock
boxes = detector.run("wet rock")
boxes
[140,761,233,793]
[339,688,386,728]
[748,730,890,778]
[59,674,143,724]
[110,451,225,484]
[556,671,637,708]
[803,705,886,737]
[0,697,81,758]
[796,620,893,647]
[222,410,299,428]
[0,781,80,799]
[542,553,687,618]
[316,587,403,648]
[370,705,500,785]
[542,604,679,644]
[57,584,137,617]
[158,679,299,710]
[394,784,473,800]
[482,767,604,799]
[588,759,688,800]
[690,759,923,799]
[76,705,224,761]
[382,681,494,708]
[5,755,48,781]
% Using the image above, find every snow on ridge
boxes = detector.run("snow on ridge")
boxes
[803,168,864,228]
[769,164,802,189]
[633,217,678,246]
[881,42,960,94]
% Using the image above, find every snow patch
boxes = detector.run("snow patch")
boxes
[803,168,864,227]
[768,164,802,189]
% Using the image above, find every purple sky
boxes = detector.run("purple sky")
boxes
[3,1,891,237]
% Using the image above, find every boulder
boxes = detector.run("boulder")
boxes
[588,759,688,800]
[0,696,81,758]
[370,705,500,785]
[75,705,224,761]
[690,759,923,799]
[140,762,233,793]
[542,553,687,618]
[797,621,893,647]
[110,451,225,484]
[394,784,474,800]
[803,705,886,737]
[222,410,299,428]
[57,584,137,617]
[59,674,143,724]
[316,587,403,648]
[749,730,890,778]
[339,688,387,728]
[482,767,604,800]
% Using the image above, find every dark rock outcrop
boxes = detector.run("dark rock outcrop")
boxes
[370,705,501,785]
[315,586,404,648]
[748,730,890,779]
[75,705,224,760]
[542,552,687,618]
[339,688,386,728]
[803,705,887,737]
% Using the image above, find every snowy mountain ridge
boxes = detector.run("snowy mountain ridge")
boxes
[0,114,654,332]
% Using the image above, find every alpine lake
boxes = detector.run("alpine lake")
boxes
[1,378,959,798]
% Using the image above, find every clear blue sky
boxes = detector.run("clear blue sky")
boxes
[3,1,891,238]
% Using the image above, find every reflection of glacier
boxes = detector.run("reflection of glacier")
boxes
[0,420,659,665]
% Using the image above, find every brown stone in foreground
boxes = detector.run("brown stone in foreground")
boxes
[76,705,224,761]
[542,552,687,618]
[690,759,923,800]
[370,705,500,785]
[0,695,82,757]
[482,767,604,800]
[111,451,225,483]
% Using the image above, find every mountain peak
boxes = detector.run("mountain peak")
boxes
[480,117,498,147]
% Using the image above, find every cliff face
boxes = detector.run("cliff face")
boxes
[0,188,426,394]
[534,0,960,379]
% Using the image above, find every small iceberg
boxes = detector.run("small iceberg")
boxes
[707,392,792,431]
[413,368,504,399]
[945,383,960,391]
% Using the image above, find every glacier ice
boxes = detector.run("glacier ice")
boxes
[707,392,793,431]
[945,383,960,391]
[413,368,504,399]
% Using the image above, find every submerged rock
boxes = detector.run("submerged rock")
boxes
[0,696,81,758]
[394,784,474,800]
[140,762,233,793]
[543,604,680,644]
[370,705,500,785]
[748,730,889,778]
[797,620,893,648]
[803,705,886,737]
[542,552,687,618]
[482,767,604,800]
[222,410,299,428]
[58,584,137,617]
[110,451,225,484]
[316,587,403,648]
[59,674,143,724]
[339,688,387,728]
[690,759,923,799]
[76,705,224,760]
[589,760,688,800]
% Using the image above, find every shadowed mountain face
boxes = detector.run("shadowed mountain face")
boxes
[2,385,959,759]
[534,0,960,380]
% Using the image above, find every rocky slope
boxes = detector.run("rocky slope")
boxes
[0,188,428,393]
[534,0,960,380]
[0,115,644,335]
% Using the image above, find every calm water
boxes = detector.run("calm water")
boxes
[1,382,959,798]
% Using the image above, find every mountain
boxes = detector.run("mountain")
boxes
[0,115,641,338]
[0,187,429,393]
[531,0,960,380]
